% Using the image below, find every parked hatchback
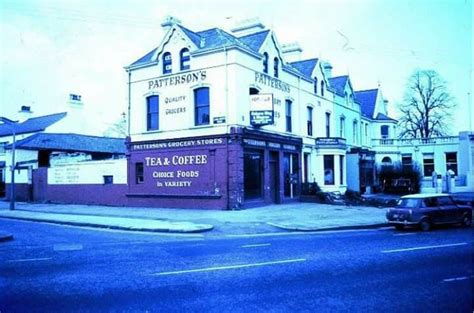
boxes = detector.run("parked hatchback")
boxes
[386,193,472,231]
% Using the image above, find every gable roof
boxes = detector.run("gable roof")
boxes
[9,133,126,154]
[238,29,271,52]
[289,58,319,79]
[328,75,349,96]
[0,112,67,137]
[354,89,378,118]
[375,113,397,122]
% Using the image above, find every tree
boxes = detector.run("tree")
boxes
[398,70,455,138]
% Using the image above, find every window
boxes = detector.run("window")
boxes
[402,154,412,171]
[324,155,334,185]
[446,152,457,175]
[249,87,259,95]
[325,112,331,137]
[353,120,358,144]
[135,162,144,184]
[381,156,392,167]
[146,95,159,131]
[103,175,113,185]
[0,142,6,155]
[314,77,318,94]
[321,81,325,97]
[285,99,292,132]
[244,150,263,200]
[180,48,190,71]
[163,52,172,74]
[307,106,313,136]
[365,124,369,143]
[438,196,455,206]
[423,153,435,177]
[339,116,345,138]
[381,125,389,139]
[194,87,210,126]
[273,57,279,78]
[340,155,345,185]
[263,52,269,74]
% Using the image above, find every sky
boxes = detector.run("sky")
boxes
[1,0,473,134]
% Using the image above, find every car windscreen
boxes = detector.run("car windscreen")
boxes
[396,198,419,208]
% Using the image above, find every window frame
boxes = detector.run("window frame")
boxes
[285,99,292,133]
[307,106,313,136]
[163,52,172,74]
[445,152,458,175]
[194,87,210,126]
[146,95,159,131]
[273,57,279,78]
[325,112,331,137]
[263,52,269,74]
[423,153,435,177]
[180,48,190,71]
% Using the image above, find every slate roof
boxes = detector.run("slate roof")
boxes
[8,133,126,154]
[375,113,397,122]
[0,112,66,137]
[354,89,378,118]
[328,76,349,96]
[129,25,267,68]
[289,58,319,78]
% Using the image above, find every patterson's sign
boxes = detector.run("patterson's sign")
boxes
[249,94,274,126]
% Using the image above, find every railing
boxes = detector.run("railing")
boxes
[371,136,458,147]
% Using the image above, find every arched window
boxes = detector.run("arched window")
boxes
[146,95,159,131]
[194,87,210,126]
[273,57,279,78]
[180,48,190,71]
[263,53,269,74]
[321,80,325,97]
[163,52,172,74]
[381,156,392,167]
[314,77,318,94]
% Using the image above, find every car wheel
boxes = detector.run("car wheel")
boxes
[419,218,431,231]
[395,225,405,231]
[461,214,472,228]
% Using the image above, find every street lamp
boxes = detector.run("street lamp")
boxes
[0,117,17,210]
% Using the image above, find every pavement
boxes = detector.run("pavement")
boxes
[0,200,390,240]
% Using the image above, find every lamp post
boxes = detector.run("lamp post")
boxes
[0,117,17,210]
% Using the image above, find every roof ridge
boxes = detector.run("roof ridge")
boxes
[36,132,126,140]
[23,112,67,122]
[290,58,318,65]
[355,88,378,93]
[237,29,270,39]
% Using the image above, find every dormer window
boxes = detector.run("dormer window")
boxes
[163,52,172,74]
[263,53,269,74]
[314,77,318,94]
[273,57,279,78]
[180,48,190,71]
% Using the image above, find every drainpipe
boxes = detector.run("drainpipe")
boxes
[127,70,132,137]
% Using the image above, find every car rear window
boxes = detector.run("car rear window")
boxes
[396,198,419,208]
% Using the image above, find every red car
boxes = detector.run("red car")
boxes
[386,193,472,231]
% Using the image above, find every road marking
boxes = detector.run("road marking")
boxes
[152,258,307,276]
[241,243,271,248]
[5,257,52,263]
[393,233,417,236]
[227,228,387,238]
[382,242,468,253]
[53,244,83,251]
[442,275,474,283]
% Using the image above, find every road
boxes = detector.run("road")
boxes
[0,218,472,312]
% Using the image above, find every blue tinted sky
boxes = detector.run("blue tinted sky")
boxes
[1,0,472,133]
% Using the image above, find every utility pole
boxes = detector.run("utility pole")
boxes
[0,117,17,210]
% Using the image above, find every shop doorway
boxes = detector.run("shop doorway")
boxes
[244,150,263,200]
[269,152,279,203]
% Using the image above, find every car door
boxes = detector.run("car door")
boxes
[437,196,459,223]
[422,197,442,224]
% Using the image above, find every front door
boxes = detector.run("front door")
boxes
[269,152,279,203]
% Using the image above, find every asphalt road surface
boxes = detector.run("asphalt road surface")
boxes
[1,218,472,312]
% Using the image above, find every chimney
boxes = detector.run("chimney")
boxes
[281,42,303,62]
[231,18,265,37]
[322,61,333,78]
[17,105,33,122]
[161,16,182,33]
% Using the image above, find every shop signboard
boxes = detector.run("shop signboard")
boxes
[249,94,274,126]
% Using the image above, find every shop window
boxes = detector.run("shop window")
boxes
[446,152,457,175]
[381,125,389,139]
[180,48,190,71]
[273,57,279,78]
[307,106,313,136]
[163,52,172,74]
[146,95,159,131]
[423,153,434,177]
[314,77,318,94]
[321,81,325,97]
[103,175,113,185]
[135,162,144,184]
[263,52,269,74]
[325,112,331,137]
[339,116,345,138]
[324,155,334,185]
[402,154,412,171]
[340,155,345,185]
[285,100,292,132]
[194,87,210,126]
[244,150,263,200]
